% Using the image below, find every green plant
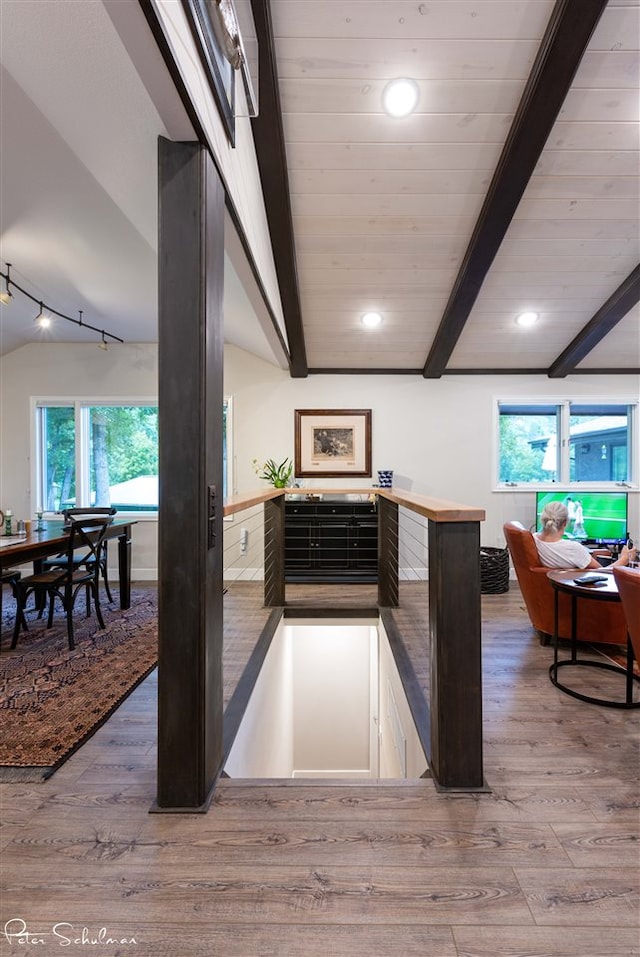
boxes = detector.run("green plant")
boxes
[252,457,293,488]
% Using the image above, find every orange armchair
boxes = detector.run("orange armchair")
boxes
[613,566,640,664]
[503,521,628,646]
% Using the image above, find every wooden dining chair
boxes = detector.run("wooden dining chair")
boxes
[41,506,117,603]
[1,569,28,639]
[11,515,114,650]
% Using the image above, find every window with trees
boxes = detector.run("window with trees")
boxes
[35,398,233,514]
[36,402,158,513]
[497,400,636,487]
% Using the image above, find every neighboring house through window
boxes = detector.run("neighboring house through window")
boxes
[496,399,636,487]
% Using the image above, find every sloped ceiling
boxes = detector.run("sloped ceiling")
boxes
[263,0,640,375]
[0,0,281,365]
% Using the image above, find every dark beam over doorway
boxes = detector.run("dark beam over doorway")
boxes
[423,0,609,379]
[548,265,640,378]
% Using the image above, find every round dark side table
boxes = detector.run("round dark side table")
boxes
[547,569,639,709]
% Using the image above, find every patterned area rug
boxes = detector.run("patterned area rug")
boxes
[0,586,157,779]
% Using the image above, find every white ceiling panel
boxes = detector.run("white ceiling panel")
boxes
[279,77,528,116]
[454,2,639,371]
[286,142,504,170]
[282,112,515,144]
[274,38,541,81]
[577,309,640,367]
[272,2,555,41]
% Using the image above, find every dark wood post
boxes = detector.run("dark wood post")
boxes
[428,519,484,789]
[156,138,225,810]
[264,496,285,607]
[116,525,132,610]
[377,495,399,607]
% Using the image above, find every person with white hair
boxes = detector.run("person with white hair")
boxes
[535,500,636,569]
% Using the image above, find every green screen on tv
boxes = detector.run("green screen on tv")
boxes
[535,491,628,542]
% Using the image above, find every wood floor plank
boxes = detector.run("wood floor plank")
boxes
[515,866,639,924]
[207,782,596,824]
[453,925,640,957]
[0,921,458,957]
[581,785,640,824]
[551,823,640,867]
[70,763,157,786]
[482,761,638,790]
[1,863,533,925]
[129,820,571,868]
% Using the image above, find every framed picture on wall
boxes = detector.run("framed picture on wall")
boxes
[181,0,237,145]
[294,409,372,478]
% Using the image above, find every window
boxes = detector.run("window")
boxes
[87,406,158,511]
[35,398,233,514]
[497,400,636,487]
[39,405,76,511]
[36,401,158,513]
[568,405,629,483]
[498,404,560,483]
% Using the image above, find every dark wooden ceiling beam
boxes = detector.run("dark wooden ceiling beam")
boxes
[422,0,609,379]
[548,265,640,378]
[250,0,308,378]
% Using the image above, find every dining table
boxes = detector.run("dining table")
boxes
[0,518,136,610]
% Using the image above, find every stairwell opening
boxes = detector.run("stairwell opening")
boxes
[223,615,429,780]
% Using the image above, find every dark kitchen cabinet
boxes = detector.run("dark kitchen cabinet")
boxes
[285,500,378,582]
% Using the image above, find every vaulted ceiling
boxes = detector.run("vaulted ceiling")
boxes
[253,0,640,377]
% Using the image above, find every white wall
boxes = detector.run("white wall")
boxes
[224,625,294,778]
[378,619,429,779]
[0,342,158,579]
[150,0,287,350]
[225,344,640,547]
[224,620,375,780]
[291,624,372,777]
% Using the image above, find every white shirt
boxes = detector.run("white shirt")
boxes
[534,534,593,569]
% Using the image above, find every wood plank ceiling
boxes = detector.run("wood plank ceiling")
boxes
[256,0,640,376]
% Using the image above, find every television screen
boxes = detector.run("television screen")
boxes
[535,491,628,543]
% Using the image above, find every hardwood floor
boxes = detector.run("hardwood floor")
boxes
[0,582,638,956]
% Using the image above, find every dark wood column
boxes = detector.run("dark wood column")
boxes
[428,519,484,789]
[264,496,285,607]
[156,138,225,810]
[116,525,133,610]
[377,496,399,607]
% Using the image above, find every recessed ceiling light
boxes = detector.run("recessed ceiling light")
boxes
[515,311,539,328]
[382,78,419,118]
[361,312,382,328]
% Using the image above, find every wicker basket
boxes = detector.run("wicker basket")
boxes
[480,546,510,594]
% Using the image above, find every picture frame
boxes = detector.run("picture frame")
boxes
[181,0,236,146]
[294,409,372,478]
